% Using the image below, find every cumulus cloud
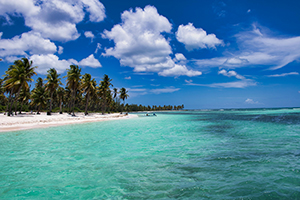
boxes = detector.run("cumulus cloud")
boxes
[159,64,202,77]
[245,98,259,104]
[218,69,245,79]
[124,76,131,80]
[0,0,106,41]
[102,6,201,77]
[94,43,101,54]
[30,54,101,74]
[78,54,101,68]
[30,54,75,74]
[0,31,57,57]
[174,53,186,61]
[266,72,299,77]
[102,6,172,71]
[58,46,64,54]
[84,31,95,41]
[176,23,223,50]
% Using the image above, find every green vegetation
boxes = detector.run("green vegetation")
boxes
[0,58,185,115]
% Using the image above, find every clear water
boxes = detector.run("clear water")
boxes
[1,109,300,199]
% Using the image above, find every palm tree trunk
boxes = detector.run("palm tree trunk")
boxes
[85,93,89,115]
[49,91,53,115]
[19,100,24,114]
[102,91,106,115]
[6,89,13,115]
[10,86,22,115]
[72,85,76,116]
[59,98,62,113]
[37,105,40,114]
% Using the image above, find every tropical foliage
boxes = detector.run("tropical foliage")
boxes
[0,58,185,115]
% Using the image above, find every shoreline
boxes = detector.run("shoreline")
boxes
[0,112,138,133]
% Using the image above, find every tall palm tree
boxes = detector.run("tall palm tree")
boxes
[119,87,129,113]
[0,78,5,104]
[18,86,30,114]
[45,68,62,115]
[4,58,37,116]
[64,65,81,116]
[81,73,96,115]
[99,74,113,114]
[31,78,47,114]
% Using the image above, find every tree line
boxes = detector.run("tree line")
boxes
[0,58,184,116]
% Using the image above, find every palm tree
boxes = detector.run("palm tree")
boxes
[64,65,81,116]
[99,74,113,114]
[18,86,30,114]
[56,86,65,114]
[4,58,37,116]
[45,68,62,115]
[119,87,129,113]
[31,78,47,114]
[81,73,96,115]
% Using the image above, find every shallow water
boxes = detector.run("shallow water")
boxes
[1,109,300,199]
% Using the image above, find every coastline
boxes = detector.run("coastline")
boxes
[0,112,138,133]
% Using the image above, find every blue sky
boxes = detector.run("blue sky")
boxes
[0,0,300,109]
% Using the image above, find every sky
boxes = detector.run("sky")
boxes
[0,0,300,109]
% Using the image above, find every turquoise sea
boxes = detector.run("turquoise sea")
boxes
[1,108,300,199]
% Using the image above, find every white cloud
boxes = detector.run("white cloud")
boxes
[58,46,64,54]
[224,57,249,65]
[176,23,223,50]
[150,87,180,94]
[235,25,300,70]
[0,32,3,39]
[193,25,300,70]
[30,54,75,74]
[102,6,201,77]
[185,79,256,88]
[81,0,105,22]
[102,6,172,71]
[0,31,57,57]
[30,53,101,74]
[245,98,259,104]
[267,72,299,77]
[84,31,95,40]
[124,76,131,80]
[78,54,101,68]
[174,53,186,61]
[95,43,101,53]
[0,0,106,42]
[218,69,245,79]
[159,64,202,77]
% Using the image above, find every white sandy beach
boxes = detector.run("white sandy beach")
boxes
[0,112,138,132]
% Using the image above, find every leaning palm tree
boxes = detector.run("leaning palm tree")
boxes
[64,65,81,116]
[119,87,129,113]
[99,74,113,114]
[4,58,37,116]
[80,73,96,115]
[45,68,62,115]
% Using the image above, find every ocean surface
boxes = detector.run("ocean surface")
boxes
[1,108,300,199]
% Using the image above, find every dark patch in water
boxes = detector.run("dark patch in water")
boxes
[191,112,300,125]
